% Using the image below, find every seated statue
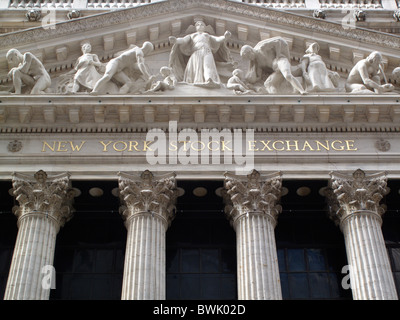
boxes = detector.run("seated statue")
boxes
[226,69,255,94]
[346,51,394,94]
[146,66,177,92]
[6,49,51,94]
[240,36,306,94]
[300,42,340,92]
[91,41,155,94]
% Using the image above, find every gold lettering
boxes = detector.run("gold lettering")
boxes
[99,141,112,152]
[208,141,220,151]
[345,140,357,151]
[143,141,154,151]
[260,140,272,151]
[69,141,86,152]
[169,141,178,151]
[42,141,56,152]
[113,141,127,152]
[331,140,345,151]
[301,141,314,151]
[129,141,140,152]
[285,140,299,151]
[57,141,68,152]
[191,141,205,152]
[178,141,190,151]
[248,141,258,151]
[272,140,285,151]
[221,140,232,151]
[315,140,330,151]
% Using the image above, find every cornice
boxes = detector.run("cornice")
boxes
[1,0,400,50]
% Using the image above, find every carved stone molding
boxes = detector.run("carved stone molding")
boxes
[224,169,282,227]
[327,168,398,300]
[118,170,177,227]
[375,139,391,152]
[2,0,400,51]
[328,169,388,226]
[11,170,74,228]
[7,140,22,152]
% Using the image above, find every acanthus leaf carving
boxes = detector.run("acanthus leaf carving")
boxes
[328,169,388,224]
[11,170,74,228]
[224,169,282,226]
[118,170,177,226]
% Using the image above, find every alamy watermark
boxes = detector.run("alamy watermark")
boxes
[41,9,56,30]
[145,121,255,173]
[341,264,355,290]
[341,10,357,30]
[41,265,56,290]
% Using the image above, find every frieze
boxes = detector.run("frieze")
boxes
[2,16,398,96]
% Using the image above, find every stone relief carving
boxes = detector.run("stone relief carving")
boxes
[168,20,235,88]
[6,48,51,94]
[91,41,155,95]
[118,170,177,226]
[328,169,388,223]
[345,51,395,94]
[4,21,400,96]
[226,68,256,95]
[224,169,282,225]
[58,42,108,94]
[300,42,340,93]
[11,170,75,228]
[7,140,22,152]
[72,42,104,93]
[240,36,307,94]
[146,66,177,93]
[375,139,391,152]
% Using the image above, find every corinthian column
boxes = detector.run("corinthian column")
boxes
[118,170,177,300]
[328,169,398,300]
[4,170,74,300]
[224,170,282,300]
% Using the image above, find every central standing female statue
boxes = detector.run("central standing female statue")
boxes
[168,20,234,88]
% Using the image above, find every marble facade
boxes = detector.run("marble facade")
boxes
[0,0,400,300]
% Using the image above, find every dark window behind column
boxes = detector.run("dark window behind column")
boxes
[382,180,400,298]
[166,180,237,300]
[0,181,17,299]
[276,180,352,300]
[51,181,125,300]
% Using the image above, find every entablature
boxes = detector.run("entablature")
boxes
[1,94,400,133]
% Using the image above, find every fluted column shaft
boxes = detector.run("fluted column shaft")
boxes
[5,213,59,300]
[341,210,397,300]
[118,170,177,300]
[224,170,282,300]
[122,212,167,299]
[329,169,398,300]
[234,211,281,299]
[4,170,74,300]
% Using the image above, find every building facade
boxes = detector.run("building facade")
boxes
[0,0,400,300]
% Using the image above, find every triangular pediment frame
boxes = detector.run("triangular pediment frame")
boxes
[1,0,400,83]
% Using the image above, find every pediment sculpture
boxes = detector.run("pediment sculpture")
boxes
[168,20,235,89]
[6,49,51,94]
[345,51,395,94]
[3,19,399,96]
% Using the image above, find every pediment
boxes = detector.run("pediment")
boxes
[2,0,400,86]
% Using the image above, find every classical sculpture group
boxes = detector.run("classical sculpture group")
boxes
[5,20,397,95]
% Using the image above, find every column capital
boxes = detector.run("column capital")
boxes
[328,169,388,225]
[224,170,282,227]
[11,170,75,228]
[118,170,177,227]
